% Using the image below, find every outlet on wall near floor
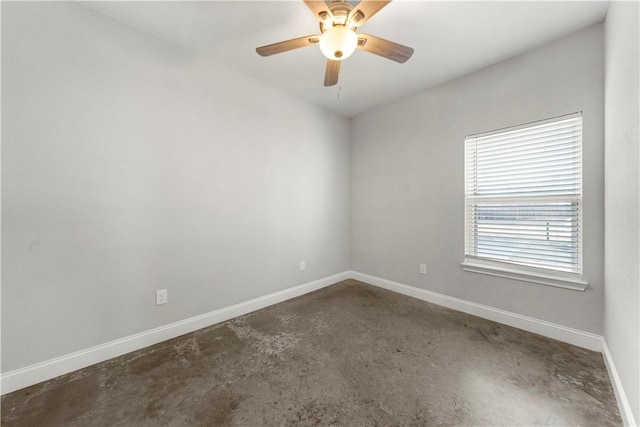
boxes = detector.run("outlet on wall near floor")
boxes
[156,289,168,305]
[420,264,427,275]
[300,261,306,271]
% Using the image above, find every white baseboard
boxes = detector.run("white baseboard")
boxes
[602,341,638,427]
[1,271,350,396]
[349,271,603,352]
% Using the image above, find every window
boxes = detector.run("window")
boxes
[462,113,587,291]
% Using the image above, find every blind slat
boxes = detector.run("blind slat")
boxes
[473,167,579,181]
[472,129,581,152]
[471,117,581,143]
[467,159,580,176]
[469,240,579,251]
[474,134,581,156]
[472,248,578,263]
[472,147,581,168]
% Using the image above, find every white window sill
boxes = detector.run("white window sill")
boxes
[460,260,588,291]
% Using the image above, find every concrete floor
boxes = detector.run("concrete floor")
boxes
[1,280,622,426]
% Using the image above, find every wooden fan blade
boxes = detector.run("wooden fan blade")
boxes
[357,34,413,63]
[304,0,333,22]
[348,0,391,27]
[256,36,319,57]
[324,60,340,86]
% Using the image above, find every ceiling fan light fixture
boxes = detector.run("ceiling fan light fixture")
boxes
[319,25,357,61]
[255,0,413,86]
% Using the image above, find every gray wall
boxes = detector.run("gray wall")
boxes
[352,24,605,334]
[1,2,351,373]
[604,1,640,423]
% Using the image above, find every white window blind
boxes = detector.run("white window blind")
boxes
[464,113,583,276]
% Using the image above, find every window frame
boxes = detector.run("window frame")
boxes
[461,113,588,291]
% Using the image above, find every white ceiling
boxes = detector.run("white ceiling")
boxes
[80,1,609,118]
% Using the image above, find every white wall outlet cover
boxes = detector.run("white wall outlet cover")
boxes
[156,289,168,305]
[300,261,306,271]
[420,264,427,275]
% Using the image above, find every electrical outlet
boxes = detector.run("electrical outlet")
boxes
[156,289,168,305]
[420,264,427,275]
[300,261,306,271]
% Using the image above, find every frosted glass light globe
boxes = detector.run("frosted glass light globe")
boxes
[319,26,357,61]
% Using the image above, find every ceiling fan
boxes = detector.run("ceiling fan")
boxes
[256,0,414,87]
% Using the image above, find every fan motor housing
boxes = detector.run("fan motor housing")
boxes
[319,0,354,32]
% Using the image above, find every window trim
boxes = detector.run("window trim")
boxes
[460,259,588,291]
[462,112,587,291]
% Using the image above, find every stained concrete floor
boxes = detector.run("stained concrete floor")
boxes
[1,280,622,426]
